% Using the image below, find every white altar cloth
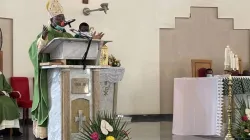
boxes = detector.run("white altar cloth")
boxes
[172,77,223,136]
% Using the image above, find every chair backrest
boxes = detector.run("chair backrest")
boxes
[10,77,30,101]
[191,59,212,77]
[198,68,207,77]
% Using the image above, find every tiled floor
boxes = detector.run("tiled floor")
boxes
[0,122,224,140]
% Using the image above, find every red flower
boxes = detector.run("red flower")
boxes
[90,132,99,140]
[242,115,248,121]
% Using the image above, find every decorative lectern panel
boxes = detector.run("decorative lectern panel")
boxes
[71,98,90,133]
[99,81,115,113]
[71,78,89,94]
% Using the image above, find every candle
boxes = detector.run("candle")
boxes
[232,55,236,70]
[224,46,230,67]
[230,51,234,69]
[235,55,239,70]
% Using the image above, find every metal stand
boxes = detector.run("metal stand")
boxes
[224,69,234,140]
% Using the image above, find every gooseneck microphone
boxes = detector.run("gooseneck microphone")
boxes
[61,19,76,28]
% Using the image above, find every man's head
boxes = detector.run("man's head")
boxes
[50,14,65,27]
[206,68,213,74]
[79,22,90,32]
[243,70,250,76]
[47,0,64,28]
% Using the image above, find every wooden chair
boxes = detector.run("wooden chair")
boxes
[10,77,32,124]
[191,59,212,77]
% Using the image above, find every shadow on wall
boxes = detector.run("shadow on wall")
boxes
[159,7,250,114]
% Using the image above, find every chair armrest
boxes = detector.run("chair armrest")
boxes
[9,91,21,99]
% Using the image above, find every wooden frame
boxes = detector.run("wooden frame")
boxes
[61,70,70,140]
[92,70,100,118]
[191,59,212,77]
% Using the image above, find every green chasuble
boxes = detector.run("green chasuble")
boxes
[0,74,19,124]
[28,27,73,127]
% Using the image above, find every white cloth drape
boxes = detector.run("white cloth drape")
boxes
[172,77,223,136]
[0,119,20,130]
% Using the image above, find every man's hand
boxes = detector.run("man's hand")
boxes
[92,31,104,39]
[42,25,49,40]
[96,32,104,39]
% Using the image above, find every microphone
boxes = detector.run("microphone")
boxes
[70,29,92,38]
[61,19,76,27]
[80,32,92,38]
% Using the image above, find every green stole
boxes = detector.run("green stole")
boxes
[28,27,73,127]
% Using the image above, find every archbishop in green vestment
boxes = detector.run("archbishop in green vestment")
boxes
[28,0,73,139]
[0,71,20,130]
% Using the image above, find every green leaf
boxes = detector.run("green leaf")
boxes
[77,111,131,140]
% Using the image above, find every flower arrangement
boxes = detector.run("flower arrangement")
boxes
[234,95,250,139]
[108,55,121,67]
[78,112,131,140]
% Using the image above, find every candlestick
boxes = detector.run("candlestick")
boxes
[225,74,234,140]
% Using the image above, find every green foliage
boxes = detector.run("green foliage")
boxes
[77,111,131,140]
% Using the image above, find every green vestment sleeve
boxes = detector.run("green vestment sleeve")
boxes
[28,27,73,127]
[74,34,80,38]
[0,74,12,93]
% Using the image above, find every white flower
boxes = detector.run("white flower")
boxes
[100,120,113,135]
[245,109,250,119]
[0,71,2,75]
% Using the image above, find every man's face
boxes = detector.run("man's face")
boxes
[51,14,65,26]
[80,25,90,32]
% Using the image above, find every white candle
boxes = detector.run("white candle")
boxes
[230,51,234,69]
[233,55,236,70]
[224,46,230,67]
[235,55,239,70]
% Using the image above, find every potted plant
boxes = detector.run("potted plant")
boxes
[234,95,250,139]
[78,112,131,140]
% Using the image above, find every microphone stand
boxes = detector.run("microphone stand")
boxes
[64,19,76,28]
[81,36,92,70]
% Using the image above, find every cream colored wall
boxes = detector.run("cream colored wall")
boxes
[160,7,250,114]
[0,18,13,80]
[1,0,250,115]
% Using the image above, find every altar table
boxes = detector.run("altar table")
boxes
[172,77,224,136]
